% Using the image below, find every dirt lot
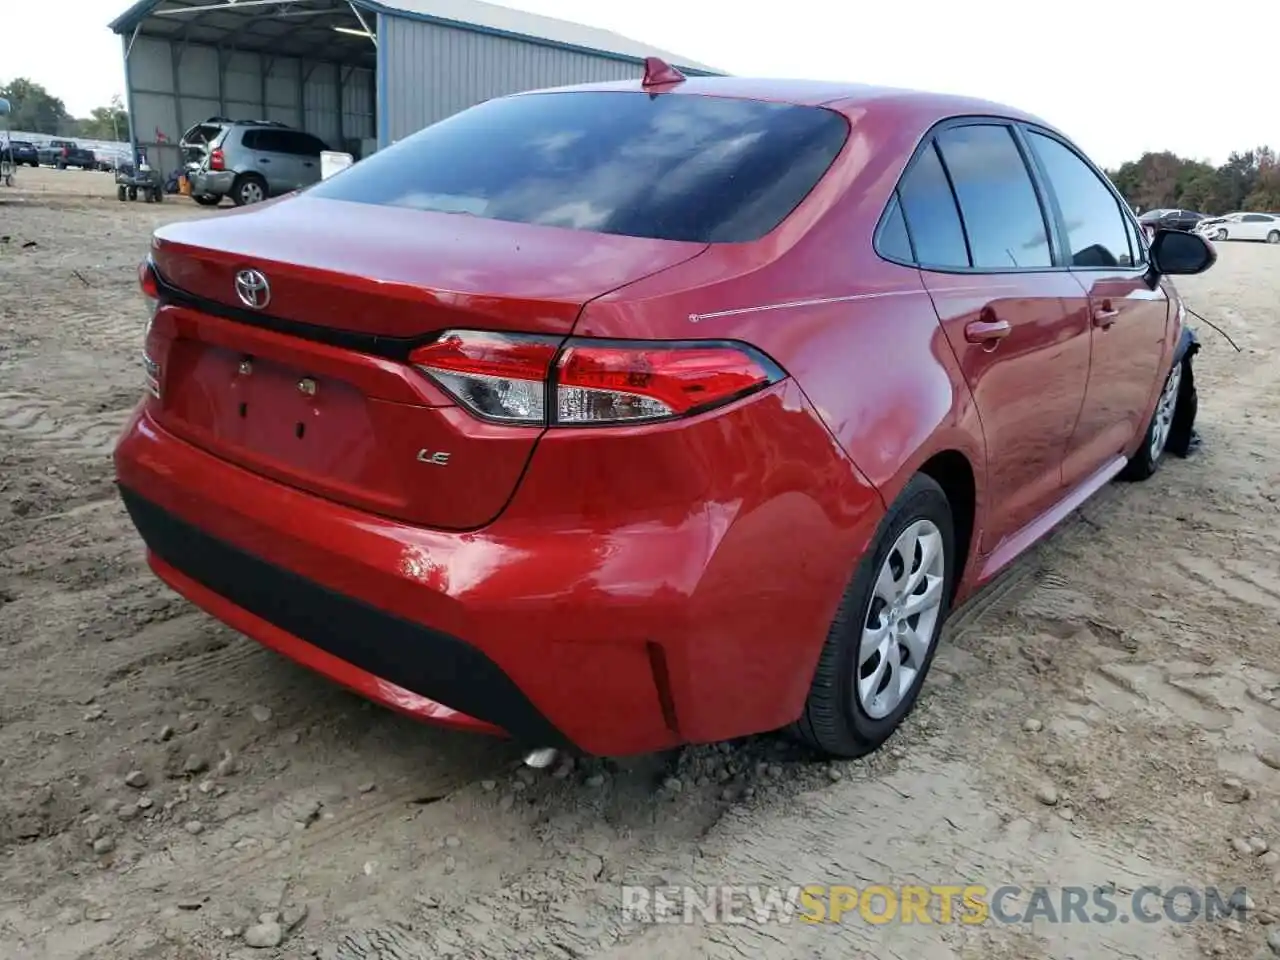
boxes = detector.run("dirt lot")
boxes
[2,164,1280,960]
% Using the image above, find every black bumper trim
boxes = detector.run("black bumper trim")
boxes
[118,486,571,749]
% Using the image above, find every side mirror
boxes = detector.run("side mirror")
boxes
[1149,228,1216,276]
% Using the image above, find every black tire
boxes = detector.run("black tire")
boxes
[127,186,138,201]
[193,194,221,207]
[790,474,956,758]
[1216,228,1228,241]
[1120,358,1184,481]
[1165,353,1199,458]
[1268,231,1280,245]
[117,185,127,202]
[231,174,267,206]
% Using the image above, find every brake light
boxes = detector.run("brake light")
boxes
[411,331,558,424]
[138,259,160,301]
[209,148,225,171]
[138,260,162,399]
[409,331,784,426]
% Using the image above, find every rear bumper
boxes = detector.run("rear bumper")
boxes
[191,171,235,196]
[114,387,883,755]
[120,487,550,743]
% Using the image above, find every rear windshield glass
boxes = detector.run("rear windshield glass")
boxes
[308,91,849,243]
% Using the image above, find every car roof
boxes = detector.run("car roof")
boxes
[517,75,1054,129]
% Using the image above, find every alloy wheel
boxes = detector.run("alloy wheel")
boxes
[240,181,265,204]
[857,518,946,719]
[1150,362,1183,461]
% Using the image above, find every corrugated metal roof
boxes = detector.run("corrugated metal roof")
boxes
[109,0,722,74]
[360,0,721,73]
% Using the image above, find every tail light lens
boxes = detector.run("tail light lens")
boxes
[412,331,558,424]
[409,331,784,427]
[138,260,162,399]
[209,148,225,171]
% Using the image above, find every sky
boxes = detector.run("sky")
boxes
[5,0,1277,169]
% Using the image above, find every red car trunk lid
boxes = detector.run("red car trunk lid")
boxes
[150,195,707,337]
[145,197,707,529]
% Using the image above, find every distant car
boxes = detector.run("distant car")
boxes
[3,140,39,167]
[182,118,330,206]
[1138,208,1208,233]
[1195,212,1280,244]
[116,74,1217,761]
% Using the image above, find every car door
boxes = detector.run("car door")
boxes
[288,133,324,187]
[1239,214,1275,241]
[898,122,1092,556]
[1023,129,1171,488]
[250,129,301,194]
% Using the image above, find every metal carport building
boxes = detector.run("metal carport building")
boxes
[108,0,721,174]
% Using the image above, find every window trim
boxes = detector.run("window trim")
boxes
[873,114,1147,276]
[1019,123,1149,272]
[875,115,1061,274]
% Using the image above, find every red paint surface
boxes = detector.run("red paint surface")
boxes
[115,79,1178,754]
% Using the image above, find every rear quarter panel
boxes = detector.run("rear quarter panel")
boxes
[581,98,988,551]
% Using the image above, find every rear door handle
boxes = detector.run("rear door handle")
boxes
[964,319,1012,344]
[1093,306,1120,327]
[259,158,271,164]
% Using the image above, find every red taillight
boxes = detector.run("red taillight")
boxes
[138,259,160,300]
[138,260,162,399]
[410,331,558,424]
[409,331,784,427]
[557,343,778,424]
[209,148,225,171]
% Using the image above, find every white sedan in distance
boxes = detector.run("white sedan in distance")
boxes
[1196,212,1280,243]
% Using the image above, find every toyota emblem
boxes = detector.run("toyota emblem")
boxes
[234,268,271,310]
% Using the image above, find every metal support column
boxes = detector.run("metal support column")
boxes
[122,24,143,165]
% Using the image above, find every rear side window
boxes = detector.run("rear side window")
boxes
[1027,131,1133,268]
[897,143,970,268]
[309,91,850,243]
[877,194,914,262]
[935,125,1052,269]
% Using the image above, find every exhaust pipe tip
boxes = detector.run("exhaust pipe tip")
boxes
[522,747,559,770]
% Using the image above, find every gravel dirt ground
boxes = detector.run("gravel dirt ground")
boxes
[2,166,1280,960]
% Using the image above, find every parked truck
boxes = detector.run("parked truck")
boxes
[38,139,97,170]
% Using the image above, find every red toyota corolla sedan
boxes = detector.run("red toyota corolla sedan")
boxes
[114,67,1215,760]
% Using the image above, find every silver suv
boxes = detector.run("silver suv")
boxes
[183,119,330,207]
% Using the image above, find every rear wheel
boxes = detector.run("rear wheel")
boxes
[1120,359,1183,481]
[193,194,221,207]
[1268,231,1280,244]
[232,174,267,206]
[791,474,955,758]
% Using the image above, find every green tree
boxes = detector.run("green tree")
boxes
[1243,148,1280,212]
[0,77,71,134]
[1106,145,1280,215]
[77,95,129,141]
